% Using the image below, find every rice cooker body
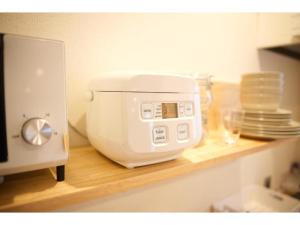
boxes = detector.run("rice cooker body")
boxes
[86,74,202,168]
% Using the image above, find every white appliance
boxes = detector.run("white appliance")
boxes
[0,34,68,181]
[86,74,202,168]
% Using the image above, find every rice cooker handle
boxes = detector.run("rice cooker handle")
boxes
[84,90,94,102]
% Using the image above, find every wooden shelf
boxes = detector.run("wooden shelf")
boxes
[0,135,296,211]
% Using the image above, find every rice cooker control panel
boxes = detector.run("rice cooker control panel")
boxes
[140,102,194,145]
[141,102,194,120]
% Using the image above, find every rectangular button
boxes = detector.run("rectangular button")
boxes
[177,123,189,140]
[153,126,167,144]
[141,103,154,119]
[184,102,193,116]
[178,102,185,117]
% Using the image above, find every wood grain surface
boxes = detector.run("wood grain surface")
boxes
[0,134,294,212]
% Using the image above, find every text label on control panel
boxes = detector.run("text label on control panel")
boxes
[152,126,168,144]
[177,123,189,141]
[141,103,154,119]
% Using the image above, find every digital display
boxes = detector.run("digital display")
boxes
[162,103,178,119]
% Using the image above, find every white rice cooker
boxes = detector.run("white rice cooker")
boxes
[86,74,202,168]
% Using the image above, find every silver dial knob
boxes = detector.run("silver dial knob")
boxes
[22,118,52,146]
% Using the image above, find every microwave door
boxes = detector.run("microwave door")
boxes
[0,33,8,163]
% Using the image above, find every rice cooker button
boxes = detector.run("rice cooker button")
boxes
[184,102,193,116]
[153,126,167,144]
[141,103,154,119]
[178,103,185,117]
[177,124,189,140]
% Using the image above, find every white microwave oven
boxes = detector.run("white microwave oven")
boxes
[0,34,68,182]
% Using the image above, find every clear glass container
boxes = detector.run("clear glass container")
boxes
[193,74,214,144]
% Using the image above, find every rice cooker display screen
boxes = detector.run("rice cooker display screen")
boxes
[162,103,178,119]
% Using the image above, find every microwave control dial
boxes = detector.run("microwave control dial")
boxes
[21,118,52,146]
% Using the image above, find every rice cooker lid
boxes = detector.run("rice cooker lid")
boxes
[89,74,199,93]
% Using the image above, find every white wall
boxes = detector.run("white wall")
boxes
[0,13,299,211]
[257,13,300,48]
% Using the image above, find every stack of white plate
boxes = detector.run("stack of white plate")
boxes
[239,72,300,139]
[240,72,283,111]
[237,109,300,139]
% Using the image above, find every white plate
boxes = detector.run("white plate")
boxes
[242,71,284,79]
[238,109,292,117]
[241,103,280,111]
[241,121,300,131]
[241,132,300,140]
[243,117,291,123]
[237,110,292,120]
[241,80,283,87]
[242,128,300,134]
[241,128,300,135]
